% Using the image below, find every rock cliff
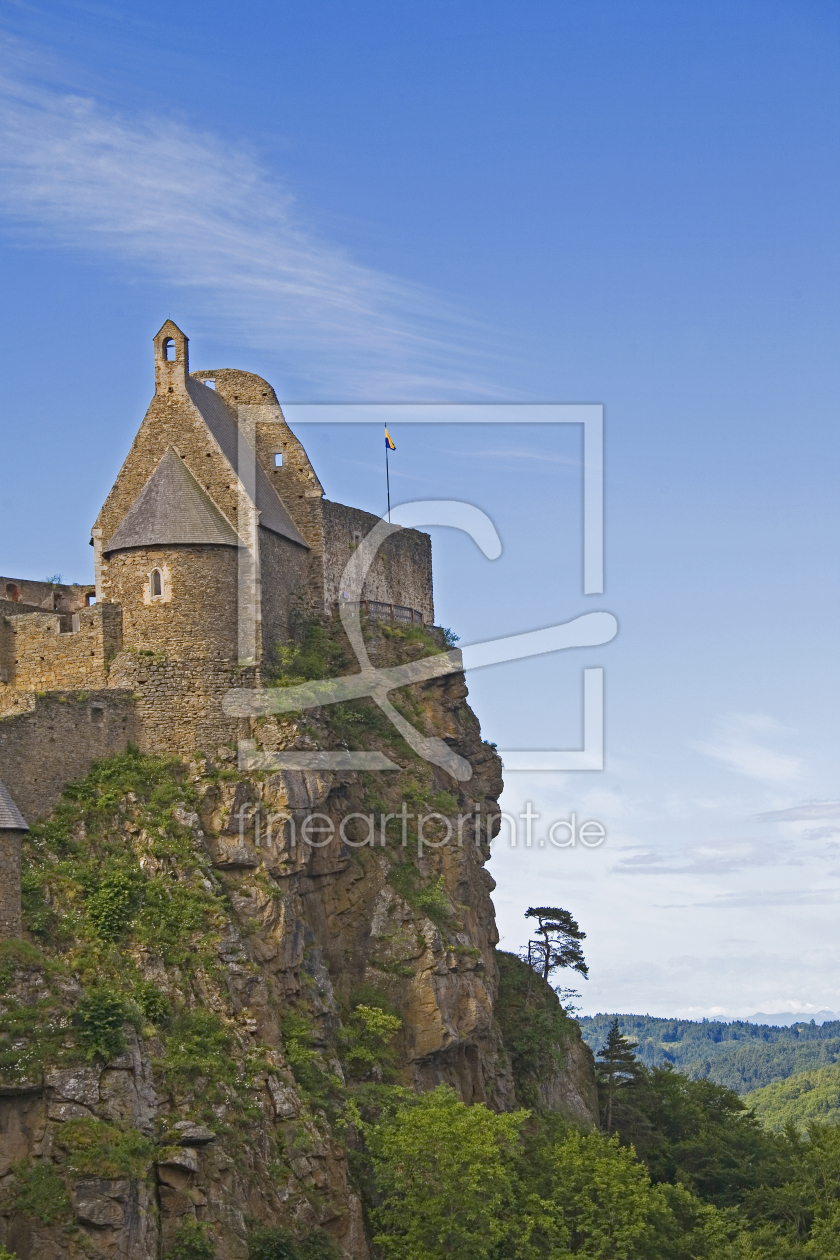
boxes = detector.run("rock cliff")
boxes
[0,618,598,1260]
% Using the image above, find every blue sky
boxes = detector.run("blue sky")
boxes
[1,0,839,1018]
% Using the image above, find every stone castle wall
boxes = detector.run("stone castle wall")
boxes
[0,604,123,705]
[107,653,247,757]
[258,528,311,663]
[0,690,137,823]
[322,501,434,623]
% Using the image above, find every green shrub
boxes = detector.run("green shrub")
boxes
[247,1226,299,1260]
[167,1218,215,1260]
[296,1232,340,1260]
[134,979,171,1026]
[247,1228,339,1260]
[414,876,452,925]
[136,877,217,965]
[162,1009,236,1091]
[13,1163,70,1225]
[268,619,351,688]
[76,986,130,1061]
[280,1010,328,1097]
[85,860,145,940]
[338,1004,402,1080]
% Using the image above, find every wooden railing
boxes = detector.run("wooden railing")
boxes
[338,599,424,625]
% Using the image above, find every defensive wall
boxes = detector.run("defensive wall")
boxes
[0,604,122,702]
[0,690,137,824]
[322,501,434,623]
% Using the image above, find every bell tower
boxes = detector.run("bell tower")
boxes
[153,320,190,398]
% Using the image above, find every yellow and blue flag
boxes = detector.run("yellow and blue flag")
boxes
[385,428,395,451]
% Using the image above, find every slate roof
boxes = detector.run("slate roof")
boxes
[187,379,308,548]
[104,448,241,554]
[0,780,28,830]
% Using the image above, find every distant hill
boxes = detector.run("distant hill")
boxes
[578,1013,840,1095]
[747,1063,840,1131]
[746,1011,837,1027]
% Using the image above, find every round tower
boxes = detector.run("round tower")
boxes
[102,447,244,753]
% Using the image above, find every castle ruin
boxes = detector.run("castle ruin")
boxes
[0,321,435,838]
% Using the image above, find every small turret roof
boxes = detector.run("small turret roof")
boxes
[103,448,241,554]
[0,780,28,830]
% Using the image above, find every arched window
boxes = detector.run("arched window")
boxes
[151,569,163,597]
[163,338,176,361]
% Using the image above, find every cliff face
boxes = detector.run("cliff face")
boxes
[0,619,597,1260]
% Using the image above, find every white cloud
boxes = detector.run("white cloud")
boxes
[0,36,499,394]
[759,801,840,823]
[696,714,802,785]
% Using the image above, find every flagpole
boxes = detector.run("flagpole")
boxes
[385,430,391,522]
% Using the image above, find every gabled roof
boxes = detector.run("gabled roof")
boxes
[0,780,28,831]
[103,448,241,554]
[186,379,308,547]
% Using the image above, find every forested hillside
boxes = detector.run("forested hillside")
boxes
[579,1013,840,1094]
[747,1062,840,1132]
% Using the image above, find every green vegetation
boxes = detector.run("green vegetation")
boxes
[579,1011,840,1093]
[357,1085,757,1260]
[494,951,578,1110]
[247,1225,340,1260]
[160,1008,232,1087]
[54,1118,154,1177]
[385,860,454,928]
[76,985,134,1060]
[747,1061,840,1132]
[1,749,238,1088]
[338,1003,402,1081]
[166,1218,215,1260]
[12,1163,71,1225]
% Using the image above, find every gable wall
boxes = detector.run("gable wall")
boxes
[94,392,244,602]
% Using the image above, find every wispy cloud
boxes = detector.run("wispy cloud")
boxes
[0,36,500,395]
[696,887,840,909]
[696,714,802,785]
[759,802,840,823]
[612,837,805,877]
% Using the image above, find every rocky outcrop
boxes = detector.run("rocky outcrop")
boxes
[0,619,597,1260]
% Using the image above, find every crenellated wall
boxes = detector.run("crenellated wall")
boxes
[0,604,122,706]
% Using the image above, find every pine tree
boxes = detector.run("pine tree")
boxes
[596,1018,641,1134]
[523,906,588,984]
